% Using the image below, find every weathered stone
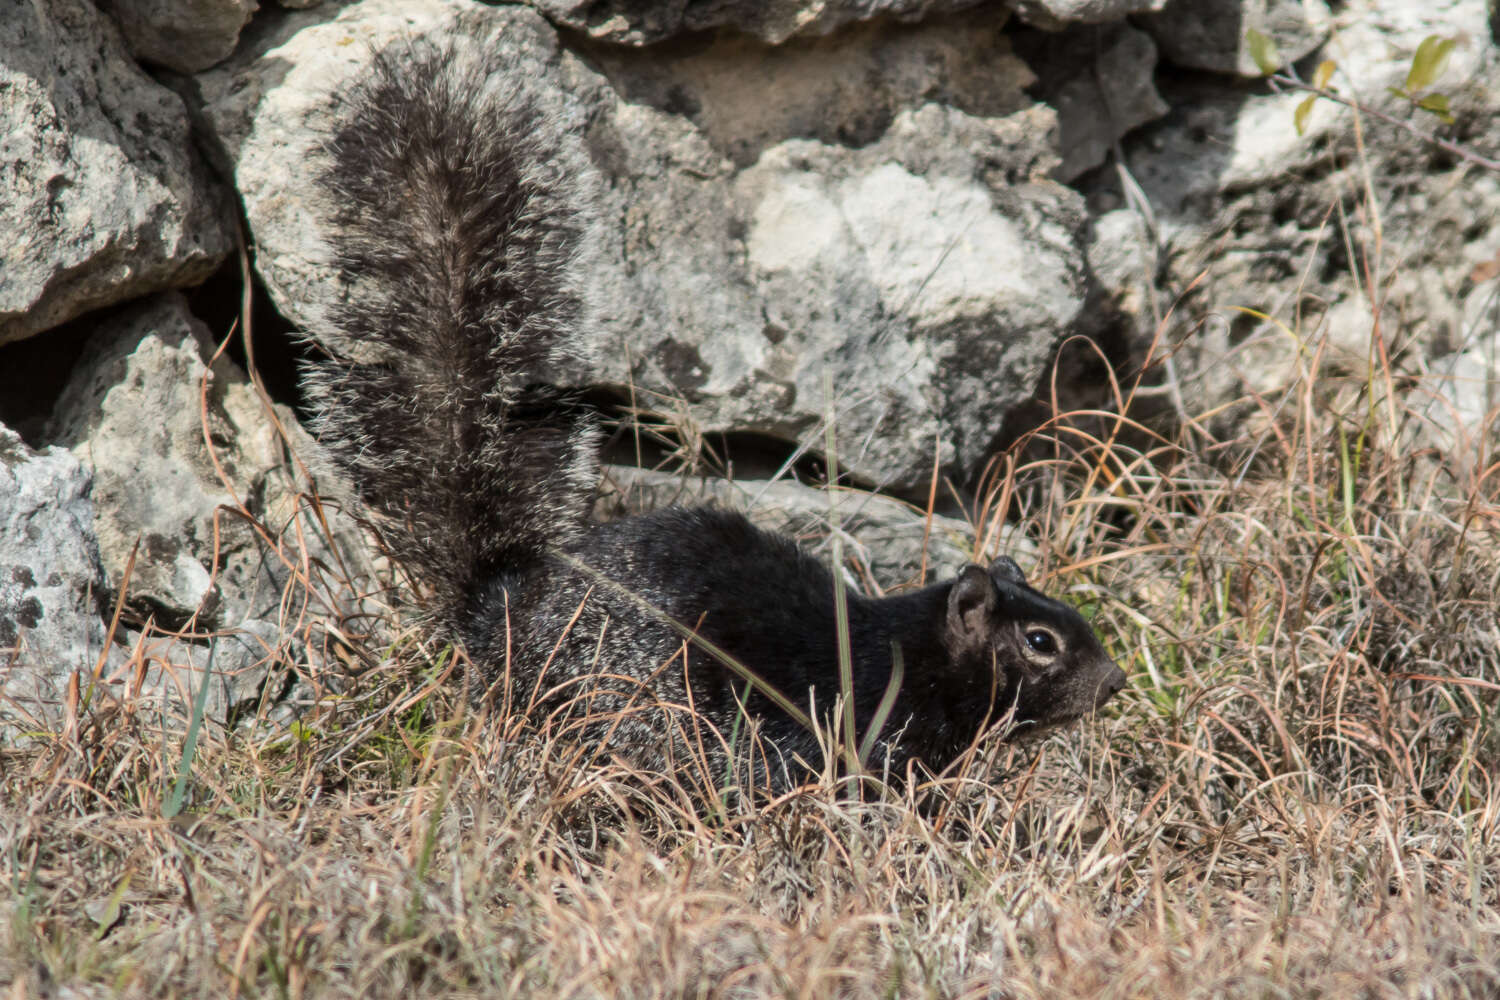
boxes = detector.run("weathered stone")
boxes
[48,295,245,624]
[106,0,259,73]
[1015,22,1169,180]
[527,0,987,46]
[46,293,375,631]
[579,9,1035,169]
[1110,0,1499,450]
[0,0,233,345]
[727,127,1087,487]
[0,427,110,734]
[0,414,325,738]
[1013,0,1167,30]
[1417,273,1500,462]
[116,618,298,727]
[1086,208,1155,316]
[1141,0,1331,77]
[205,618,296,723]
[198,0,1093,490]
[531,0,1174,41]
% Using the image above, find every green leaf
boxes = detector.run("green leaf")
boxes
[1404,35,1456,95]
[1294,94,1317,135]
[1313,59,1337,91]
[1246,29,1282,76]
[1416,92,1455,124]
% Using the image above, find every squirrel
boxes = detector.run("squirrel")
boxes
[303,39,1127,793]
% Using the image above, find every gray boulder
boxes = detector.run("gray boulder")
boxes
[528,0,991,45]
[1018,23,1169,181]
[1109,0,1499,449]
[46,293,375,632]
[0,0,233,345]
[1013,0,1167,27]
[529,0,1173,42]
[1140,0,1330,77]
[198,0,1098,490]
[106,0,259,73]
[0,428,110,734]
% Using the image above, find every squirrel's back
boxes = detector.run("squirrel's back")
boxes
[306,40,1126,792]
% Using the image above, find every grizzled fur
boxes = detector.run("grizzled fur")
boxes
[307,40,1126,791]
[305,41,602,631]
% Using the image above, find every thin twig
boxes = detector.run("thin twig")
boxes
[1269,73,1500,172]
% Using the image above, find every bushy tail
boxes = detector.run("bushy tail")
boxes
[304,40,601,628]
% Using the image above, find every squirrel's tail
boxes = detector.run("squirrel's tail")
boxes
[305,41,601,628]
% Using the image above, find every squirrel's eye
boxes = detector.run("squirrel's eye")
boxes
[1025,629,1060,655]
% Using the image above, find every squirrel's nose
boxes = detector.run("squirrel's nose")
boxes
[1097,662,1127,705]
[1107,665,1127,694]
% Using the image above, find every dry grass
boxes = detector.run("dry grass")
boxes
[6,259,1500,999]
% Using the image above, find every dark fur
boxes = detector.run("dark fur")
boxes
[307,41,1126,791]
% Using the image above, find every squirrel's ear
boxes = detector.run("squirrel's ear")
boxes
[946,564,997,651]
[988,555,1027,587]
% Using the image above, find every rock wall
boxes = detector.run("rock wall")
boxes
[2,0,1495,735]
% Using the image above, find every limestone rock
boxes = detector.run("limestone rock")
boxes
[106,0,259,73]
[579,9,1036,170]
[1015,22,1169,180]
[46,293,373,631]
[527,0,986,46]
[116,617,301,728]
[0,0,233,345]
[1110,0,1499,448]
[0,427,110,735]
[530,0,1175,43]
[727,128,1087,487]
[1013,0,1167,30]
[197,0,1094,490]
[1141,0,1331,77]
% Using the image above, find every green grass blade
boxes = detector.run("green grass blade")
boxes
[164,638,216,819]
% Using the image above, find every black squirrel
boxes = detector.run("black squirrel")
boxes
[304,40,1126,791]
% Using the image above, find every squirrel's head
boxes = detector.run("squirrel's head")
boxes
[943,556,1126,733]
